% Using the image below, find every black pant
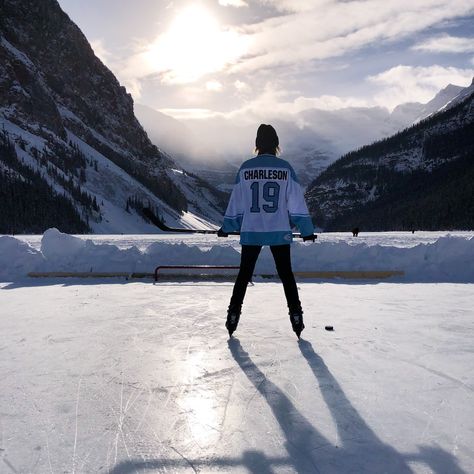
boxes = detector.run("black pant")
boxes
[229,245,301,311]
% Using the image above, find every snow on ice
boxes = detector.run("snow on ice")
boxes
[1,230,474,473]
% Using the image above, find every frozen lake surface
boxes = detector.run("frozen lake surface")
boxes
[1,279,473,473]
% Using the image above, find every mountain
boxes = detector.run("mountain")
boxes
[136,85,466,189]
[391,84,464,125]
[437,80,474,113]
[134,104,238,192]
[0,0,224,234]
[135,108,337,189]
[134,104,209,166]
[305,78,474,231]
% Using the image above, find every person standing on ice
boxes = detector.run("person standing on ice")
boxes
[218,124,316,338]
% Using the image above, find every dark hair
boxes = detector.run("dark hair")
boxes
[255,124,280,155]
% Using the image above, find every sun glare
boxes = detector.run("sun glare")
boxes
[146,6,247,84]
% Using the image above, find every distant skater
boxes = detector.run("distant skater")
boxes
[218,124,316,338]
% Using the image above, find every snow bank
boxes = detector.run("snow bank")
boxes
[1,228,473,282]
[290,236,474,281]
[40,228,144,273]
[0,235,44,280]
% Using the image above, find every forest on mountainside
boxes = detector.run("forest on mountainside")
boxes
[306,88,474,231]
[0,130,92,233]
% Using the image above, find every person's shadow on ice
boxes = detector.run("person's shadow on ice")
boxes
[228,338,465,474]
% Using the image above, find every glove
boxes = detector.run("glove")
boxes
[302,234,316,242]
[217,228,229,238]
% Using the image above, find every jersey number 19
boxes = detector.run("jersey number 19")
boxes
[250,181,280,213]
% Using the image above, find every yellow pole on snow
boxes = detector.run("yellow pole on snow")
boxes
[294,270,404,279]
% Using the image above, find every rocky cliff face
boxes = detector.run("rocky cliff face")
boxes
[305,79,474,231]
[0,0,224,233]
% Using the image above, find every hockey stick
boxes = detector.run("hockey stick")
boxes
[142,207,311,239]
[142,207,237,234]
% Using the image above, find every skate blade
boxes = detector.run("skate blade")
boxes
[294,323,305,339]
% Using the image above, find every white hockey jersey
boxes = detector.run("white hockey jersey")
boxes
[222,154,314,245]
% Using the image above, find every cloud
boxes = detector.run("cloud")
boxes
[109,0,474,105]
[121,78,144,99]
[369,65,474,110]
[206,80,224,91]
[121,6,248,86]
[218,0,248,7]
[89,39,145,98]
[159,108,223,120]
[90,39,112,66]
[231,64,474,120]
[225,82,371,124]
[413,34,474,53]
[293,95,370,111]
[231,0,474,73]
[234,80,248,90]
[116,0,474,92]
[259,0,329,13]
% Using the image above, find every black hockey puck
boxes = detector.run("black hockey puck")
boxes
[325,325,334,331]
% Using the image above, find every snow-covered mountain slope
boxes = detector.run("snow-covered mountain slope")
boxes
[391,84,463,126]
[305,78,474,231]
[437,79,474,113]
[134,104,214,166]
[134,104,238,192]
[0,0,224,234]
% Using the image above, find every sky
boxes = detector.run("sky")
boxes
[57,0,474,121]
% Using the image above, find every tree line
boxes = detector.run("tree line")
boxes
[306,90,474,231]
[0,129,94,234]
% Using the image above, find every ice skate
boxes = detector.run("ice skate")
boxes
[226,304,241,337]
[289,308,305,339]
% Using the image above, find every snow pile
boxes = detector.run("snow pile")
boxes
[1,228,474,282]
[0,235,44,280]
[40,228,144,273]
[290,235,474,281]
